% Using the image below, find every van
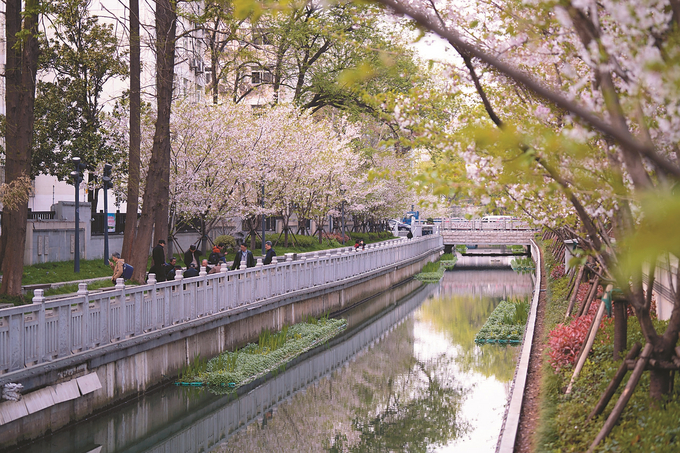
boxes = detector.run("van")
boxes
[481,215,513,222]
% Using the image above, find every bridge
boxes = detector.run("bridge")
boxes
[438,219,537,246]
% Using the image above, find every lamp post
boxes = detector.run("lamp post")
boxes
[340,188,346,245]
[70,157,86,273]
[102,163,113,265]
[261,182,266,256]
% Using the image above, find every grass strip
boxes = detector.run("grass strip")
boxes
[177,317,347,393]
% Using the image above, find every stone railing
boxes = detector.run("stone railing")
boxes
[440,219,534,231]
[0,235,443,374]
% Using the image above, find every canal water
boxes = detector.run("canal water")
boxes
[19,268,533,453]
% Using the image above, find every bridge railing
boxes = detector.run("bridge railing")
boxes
[439,219,534,231]
[0,235,443,374]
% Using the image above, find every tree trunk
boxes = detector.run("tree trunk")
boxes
[129,0,176,281]
[649,369,672,400]
[122,0,141,262]
[0,0,40,296]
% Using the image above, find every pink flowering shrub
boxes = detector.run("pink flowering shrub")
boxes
[547,302,611,372]
[550,263,565,279]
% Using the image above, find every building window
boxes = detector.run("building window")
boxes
[251,69,273,85]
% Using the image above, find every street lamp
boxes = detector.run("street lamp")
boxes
[71,157,87,273]
[261,182,266,256]
[102,163,113,265]
[340,188,346,245]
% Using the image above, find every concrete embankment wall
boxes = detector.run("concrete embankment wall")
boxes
[0,249,439,449]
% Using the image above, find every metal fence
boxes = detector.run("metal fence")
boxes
[91,212,133,235]
[0,235,442,374]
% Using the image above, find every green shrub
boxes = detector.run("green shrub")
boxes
[213,235,236,251]
[455,245,468,254]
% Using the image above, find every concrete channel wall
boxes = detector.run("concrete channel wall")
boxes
[497,239,542,453]
[0,235,443,449]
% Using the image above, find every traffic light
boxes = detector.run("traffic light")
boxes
[103,163,113,189]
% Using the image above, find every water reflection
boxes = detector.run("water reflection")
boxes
[218,269,533,453]
[218,314,469,453]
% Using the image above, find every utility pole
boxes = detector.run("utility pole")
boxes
[261,183,266,256]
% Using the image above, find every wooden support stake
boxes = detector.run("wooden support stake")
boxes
[587,342,642,422]
[566,300,606,394]
[577,276,599,317]
[565,265,586,321]
[587,343,653,453]
[565,265,578,301]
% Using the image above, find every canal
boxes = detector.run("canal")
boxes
[20,267,533,453]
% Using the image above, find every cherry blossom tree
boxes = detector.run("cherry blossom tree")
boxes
[369,0,680,398]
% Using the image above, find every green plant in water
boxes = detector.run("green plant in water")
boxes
[179,354,208,381]
[415,260,445,282]
[439,253,457,270]
[511,256,535,274]
[177,318,347,392]
[475,297,531,344]
[421,261,440,273]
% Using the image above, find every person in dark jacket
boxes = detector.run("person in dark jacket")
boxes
[167,265,182,281]
[149,239,167,282]
[208,245,224,264]
[183,263,199,278]
[162,257,177,279]
[184,245,201,268]
[231,244,255,269]
[263,241,276,265]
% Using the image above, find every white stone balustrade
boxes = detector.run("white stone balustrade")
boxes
[0,235,443,374]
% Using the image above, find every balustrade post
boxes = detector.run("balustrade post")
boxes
[175,274,184,322]
[78,283,90,350]
[116,278,126,339]
[220,265,228,311]
[148,273,158,330]
[34,289,46,363]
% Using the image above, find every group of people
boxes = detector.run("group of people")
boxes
[139,239,278,282]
